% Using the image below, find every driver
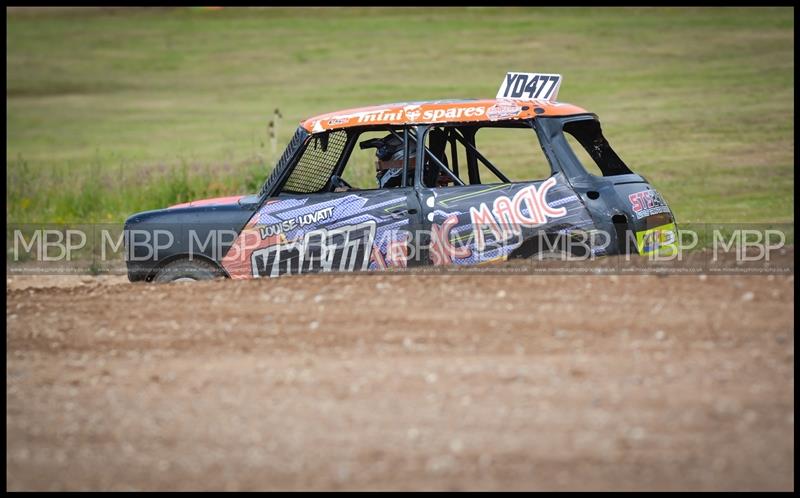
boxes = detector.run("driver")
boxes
[362,134,417,189]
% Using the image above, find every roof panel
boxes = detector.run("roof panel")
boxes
[300,99,589,132]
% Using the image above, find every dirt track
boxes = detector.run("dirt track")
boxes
[6,264,795,490]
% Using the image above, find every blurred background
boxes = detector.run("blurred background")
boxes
[6,7,794,231]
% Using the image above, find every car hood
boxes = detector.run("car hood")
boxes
[125,193,260,227]
[168,195,247,209]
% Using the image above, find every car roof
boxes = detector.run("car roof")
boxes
[300,98,590,133]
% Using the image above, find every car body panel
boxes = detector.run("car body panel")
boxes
[221,187,421,279]
[417,173,598,266]
[124,97,677,281]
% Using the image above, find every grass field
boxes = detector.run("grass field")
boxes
[6,7,794,234]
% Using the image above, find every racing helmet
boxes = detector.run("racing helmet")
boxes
[372,134,416,166]
[359,133,417,188]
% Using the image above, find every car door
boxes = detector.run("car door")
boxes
[221,129,421,278]
[414,124,596,267]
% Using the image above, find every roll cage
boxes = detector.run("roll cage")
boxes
[257,114,630,199]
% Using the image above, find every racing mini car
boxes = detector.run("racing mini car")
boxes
[124,72,677,282]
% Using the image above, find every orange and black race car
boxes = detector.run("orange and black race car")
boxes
[124,72,677,282]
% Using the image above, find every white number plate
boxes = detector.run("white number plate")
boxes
[496,72,562,101]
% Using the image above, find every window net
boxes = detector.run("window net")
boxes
[282,130,348,194]
[260,127,309,197]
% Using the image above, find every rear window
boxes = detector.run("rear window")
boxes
[562,119,632,176]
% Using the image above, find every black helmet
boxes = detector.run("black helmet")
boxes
[359,133,418,188]
[360,133,416,161]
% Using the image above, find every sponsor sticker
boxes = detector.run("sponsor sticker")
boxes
[327,117,349,126]
[628,189,671,220]
[486,99,523,121]
[635,222,677,256]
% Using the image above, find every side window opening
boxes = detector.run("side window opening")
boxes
[473,124,552,184]
[339,128,413,190]
[421,122,552,188]
[562,119,632,177]
[281,130,348,194]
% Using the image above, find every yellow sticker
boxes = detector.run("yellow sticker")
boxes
[636,223,677,256]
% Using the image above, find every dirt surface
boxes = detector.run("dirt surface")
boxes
[6,263,795,490]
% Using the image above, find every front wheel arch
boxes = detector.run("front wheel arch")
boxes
[146,254,229,282]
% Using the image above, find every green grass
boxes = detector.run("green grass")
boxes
[7,7,794,239]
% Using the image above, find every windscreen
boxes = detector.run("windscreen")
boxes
[259,126,310,197]
[281,130,348,194]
